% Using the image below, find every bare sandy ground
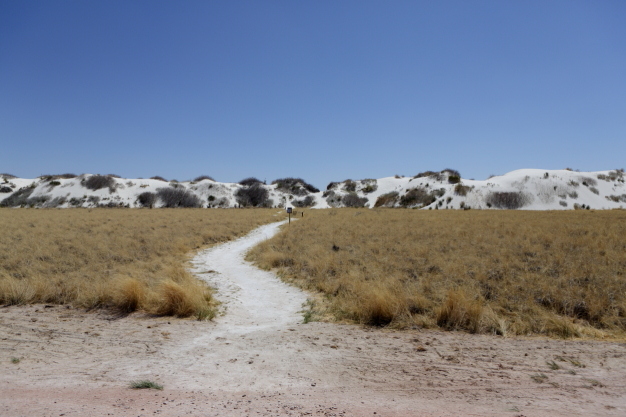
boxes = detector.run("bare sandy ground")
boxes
[1,221,625,417]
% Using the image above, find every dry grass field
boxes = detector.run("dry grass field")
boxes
[0,208,282,318]
[248,209,626,338]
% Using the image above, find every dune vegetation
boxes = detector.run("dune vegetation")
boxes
[248,209,626,338]
[0,208,282,318]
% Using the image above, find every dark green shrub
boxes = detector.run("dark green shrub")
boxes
[0,187,34,207]
[87,196,101,205]
[399,187,437,207]
[442,168,461,177]
[581,177,597,187]
[83,175,115,191]
[272,177,319,195]
[235,183,269,207]
[40,173,77,181]
[137,192,157,208]
[374,192,399,208]
[342,180,356,192]
[44,196,67,208]
[325,190,342,207]
[454,184,471,196]
[26,196,49,206]
[413,170,439,179]
[0,186,11,193]
[485,192,529,209]
[193,175,215,182]
[342,192,368,208]
[360,179,378,193]
[156,188,202,208]
[326,182,339,191]
[239,177,263,187]
[448,175,461,184]
[292,195,316,207]
[150,176,167,181]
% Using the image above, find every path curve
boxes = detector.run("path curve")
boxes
[190,219,308,333]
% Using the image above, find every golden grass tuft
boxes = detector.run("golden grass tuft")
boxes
[0,208,282,317]
[436,290,484,333]
[248,209,626,338]
[155,280,202,317]
[113,277,145,313]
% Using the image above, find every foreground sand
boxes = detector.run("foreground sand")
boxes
[1,222,625,416]
[2,305,625,417]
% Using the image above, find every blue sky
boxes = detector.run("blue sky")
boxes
[1,1,625,188]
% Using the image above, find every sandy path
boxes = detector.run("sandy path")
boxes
[190,219,308,334]
[1,221,626,416]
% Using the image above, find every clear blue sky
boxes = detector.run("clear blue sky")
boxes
[1,1,625,188]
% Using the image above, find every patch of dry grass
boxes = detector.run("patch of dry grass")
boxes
[0,209,282,317]
[248,209,626,338]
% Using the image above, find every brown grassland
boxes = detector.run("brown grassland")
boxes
[0,208,282,318]
[248,209,626,338]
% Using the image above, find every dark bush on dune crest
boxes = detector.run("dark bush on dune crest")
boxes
[360,179,378,194]
[150,176,167,181]
[448,175,461,184]
[137,192,158,208]
[83,175,116,191]
[342,180,357,192]
[156,188,202,208]
[0,186,12,193]
[272,178,319,195]
[193,175,215,182]
[39,173,77,181]
[239,177,263,187]
[486,192,529,209]
[326,182,339,191]
[0,173,16,179]
[413,171,442,181]
[235,183,270,207]
[442,168,461,178]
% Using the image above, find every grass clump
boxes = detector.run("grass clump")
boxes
[247,209,626,338]
[129,380,163,390]
[10,357,20,364]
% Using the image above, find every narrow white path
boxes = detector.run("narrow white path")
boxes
[190,220,308,335]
